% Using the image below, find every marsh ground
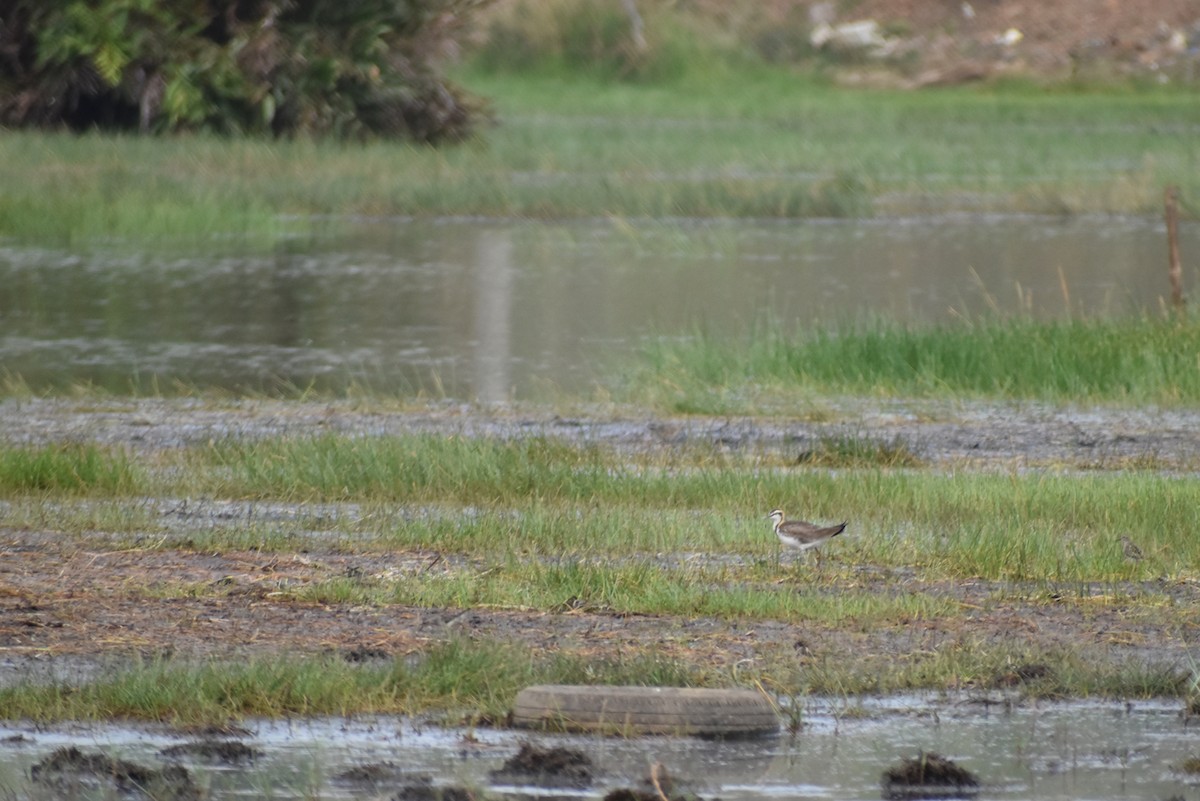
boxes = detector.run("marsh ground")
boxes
[2,398,1197,696]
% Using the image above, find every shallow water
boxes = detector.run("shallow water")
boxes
[1,697,1198,800]
[0,216,1194,400]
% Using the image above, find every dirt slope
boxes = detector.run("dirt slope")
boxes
[755,0,1200,84]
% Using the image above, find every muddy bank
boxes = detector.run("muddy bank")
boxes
[3,397,1200,469]
[2,698,1198,801]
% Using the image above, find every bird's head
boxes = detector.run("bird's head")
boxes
[767,509,784,524]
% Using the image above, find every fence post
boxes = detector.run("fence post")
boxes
[1165,185,1185,315]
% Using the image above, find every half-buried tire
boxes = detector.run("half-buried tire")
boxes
[512,685,779,737]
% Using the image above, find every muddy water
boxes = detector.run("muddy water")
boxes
[0,697,1197,800]
[0,216,1193,401]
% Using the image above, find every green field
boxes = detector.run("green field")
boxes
[625,316,1200,412]
[1,65,1196,244]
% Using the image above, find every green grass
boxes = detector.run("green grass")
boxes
[0,134,286,245]
[0,67,1196,243]
[90,433,1200,583]
[628,316,1200,412]
[0,443,141,494]
[83,433,1196,581]
[6,431,1197,584]
[795,434,925,468]
[4,417,1199,721]
[465,68,1198,219]
[793,637,1188,698]
[201,433,618,504]
[0,640,703,724]
[0,634,1184,724]
[264,560,958,624]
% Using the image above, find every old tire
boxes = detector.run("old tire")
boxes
[511,685,779,737]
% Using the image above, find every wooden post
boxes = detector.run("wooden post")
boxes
[621,0,647,52]
[1164,185,1185,315]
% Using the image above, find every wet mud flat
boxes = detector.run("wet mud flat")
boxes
[2,397,1200,692]
[2,697,1200,801]
[3,396,1200,468]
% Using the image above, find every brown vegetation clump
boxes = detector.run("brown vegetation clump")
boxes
[31,746,201,801]
[393,778,477,801]
[489,741,595,788]
[159,738,261,764]
[881,751,980,800]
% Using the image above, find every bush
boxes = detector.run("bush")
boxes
[0,0,492,142]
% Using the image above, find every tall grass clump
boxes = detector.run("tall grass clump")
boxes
[0,443,140,494]
[199,431,890,509]
[631,316,1200,412]
[202,433,622,503]
[202,433,785,508]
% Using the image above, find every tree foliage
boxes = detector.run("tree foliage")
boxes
[0,0,491,142]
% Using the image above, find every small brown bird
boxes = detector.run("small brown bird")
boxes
[767,509,846,565]
[1119,535,1144,561]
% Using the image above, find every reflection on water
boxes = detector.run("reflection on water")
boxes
[0,698,1197,800]
[0,216,1193,400]
[474,229,515,404]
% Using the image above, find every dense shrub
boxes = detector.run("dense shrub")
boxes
[0,0,491,142]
